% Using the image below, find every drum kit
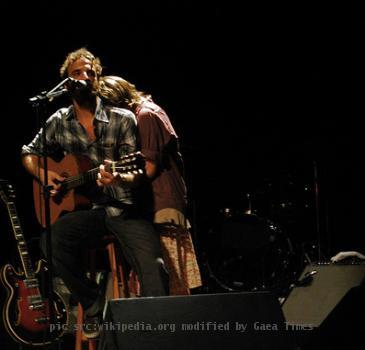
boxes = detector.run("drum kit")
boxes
[201,176,318,297]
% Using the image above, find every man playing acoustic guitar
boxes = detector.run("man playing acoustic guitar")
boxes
[21,48,169,339]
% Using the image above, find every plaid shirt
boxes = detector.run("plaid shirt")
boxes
[22,98,138,216]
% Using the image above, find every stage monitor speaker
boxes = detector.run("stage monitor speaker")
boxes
[99,292,291,350]
[282,263,365,327]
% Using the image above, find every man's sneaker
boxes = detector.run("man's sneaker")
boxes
[84,294,106,319]
[82,272,107,339]
[83,313,101,339]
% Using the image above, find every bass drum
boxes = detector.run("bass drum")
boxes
[206,211,293,292]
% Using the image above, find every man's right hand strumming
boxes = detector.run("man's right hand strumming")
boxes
[39,170,65,196]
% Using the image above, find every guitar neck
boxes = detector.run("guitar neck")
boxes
[6,202,35,279]
[62,167,98,191]
[61,154,144,191]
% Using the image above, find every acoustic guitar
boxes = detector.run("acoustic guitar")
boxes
[33,152,145,227]
[0,179,68,346]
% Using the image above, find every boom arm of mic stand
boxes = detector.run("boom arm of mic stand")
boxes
[28,77,69,106]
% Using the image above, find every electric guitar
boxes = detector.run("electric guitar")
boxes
[0,179,68,346]
[33,152,145,227]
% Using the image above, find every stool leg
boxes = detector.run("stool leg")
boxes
[88,339,97,350]
[75,303,83,350]
[118,252,130,298]
[75,239,128,350]
[75,303,98,350]
[107,242,120,299]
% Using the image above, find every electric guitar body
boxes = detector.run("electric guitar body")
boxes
[1,260,68,346]
[0,179,68,346]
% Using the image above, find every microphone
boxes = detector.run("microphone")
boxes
[66,77,89,91]
[47,78,88,101]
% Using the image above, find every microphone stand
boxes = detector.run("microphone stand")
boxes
[28,80,69,349]
[313,160,323,262]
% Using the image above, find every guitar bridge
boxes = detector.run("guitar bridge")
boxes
[29,302,45,310]
[35,316,50,324]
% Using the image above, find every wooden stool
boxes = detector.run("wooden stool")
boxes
[75,235,129,350]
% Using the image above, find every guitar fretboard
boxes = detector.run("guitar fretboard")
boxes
[7,202,35,279]
[62,156,144,191]
[62,168,98,191]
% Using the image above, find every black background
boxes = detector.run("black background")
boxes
[0,1,363,275]
[0,2,364,348]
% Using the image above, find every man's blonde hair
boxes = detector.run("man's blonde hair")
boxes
[59,48,102,78]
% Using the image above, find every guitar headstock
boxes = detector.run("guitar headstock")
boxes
[0,179,16,205]
[113,151,146,176]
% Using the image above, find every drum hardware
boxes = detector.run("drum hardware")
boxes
[221,207,234,218]
[246,192,252,215]
[205,212,296,295]
[203,257,236,293]
[202,166,324,296]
